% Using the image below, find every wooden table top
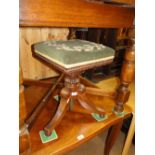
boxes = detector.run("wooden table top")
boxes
[20,0,134,28]
[24,77,133,155]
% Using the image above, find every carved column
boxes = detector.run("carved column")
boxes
[114,39,135,113]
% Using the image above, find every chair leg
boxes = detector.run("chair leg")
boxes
[104,120,123,155]
[44,96,70,136]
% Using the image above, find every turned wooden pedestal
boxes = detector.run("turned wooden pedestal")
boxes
[44,74,105,136]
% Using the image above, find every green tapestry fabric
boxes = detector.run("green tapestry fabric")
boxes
[33,39,115,68]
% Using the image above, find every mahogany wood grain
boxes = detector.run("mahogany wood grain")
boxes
[20,0,134,28]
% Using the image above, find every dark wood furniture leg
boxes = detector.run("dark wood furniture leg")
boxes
[114,39,135,113]
[44,87,71,136]
[104,121,123,155]
[78,90,105,115]
[25,73,64,129]
[44,74,106,136]
[104,39,135,155]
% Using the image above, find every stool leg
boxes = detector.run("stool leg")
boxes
[44,88,70,136]
[85,87,116,99]
[25,73,64,129]
[77,93,105,116]
[104,121,123,155]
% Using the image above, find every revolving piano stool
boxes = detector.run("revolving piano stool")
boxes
[32,39,115,136]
